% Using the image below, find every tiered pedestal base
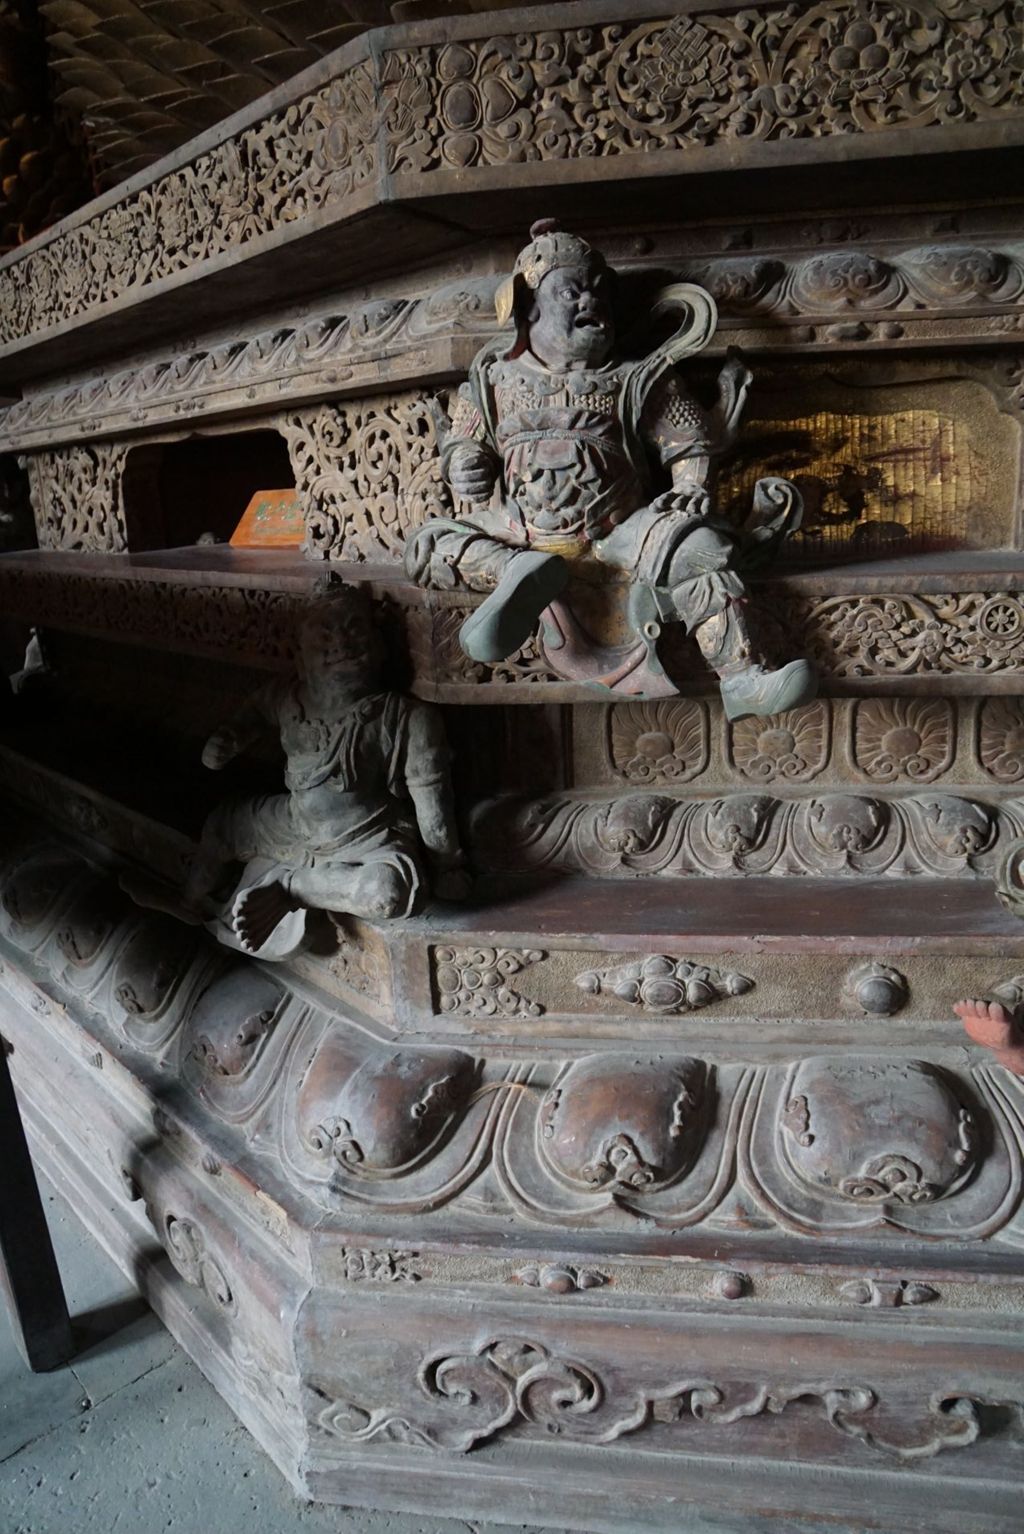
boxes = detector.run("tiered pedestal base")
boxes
[2,832,1022,1533]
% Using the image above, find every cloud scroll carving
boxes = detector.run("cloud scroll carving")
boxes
[747,1056,1023,1239]
[312,1335,985,1460]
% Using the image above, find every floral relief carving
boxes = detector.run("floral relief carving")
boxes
[812,795,887,857]
[339,1248,422,1283]
[298,1044,478,1178]
[279,395,452,562]
[383,5,1024,175]
[608,699,709,784]
[5,5,1024,351]
[691,241,1024,324]
[729,701,830,783]
[327,925,378,998]
[0,567,301,666]
[22,445,129,552]
[406,589,1024,694]
[434,947,545,1019]
[978,697,1024,783]
[4,842,1024,1245]
[408,607,559,688]
[538,1056,706,1195]
[853,698,954,783]
[839,1278,939,1308]
[843,961,908,1016]
[776,1058,981,1216]
[790,251,902,311]
[515,1263,607,1294]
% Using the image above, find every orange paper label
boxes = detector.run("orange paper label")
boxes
[230,488,304,547]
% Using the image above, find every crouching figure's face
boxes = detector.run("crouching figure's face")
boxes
[299,595,378,691]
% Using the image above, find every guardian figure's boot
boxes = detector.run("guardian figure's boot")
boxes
[457,549,569,664]
[694,602,817,721]
[405,522,569,664]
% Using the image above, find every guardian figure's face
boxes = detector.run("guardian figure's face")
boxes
[527,260,614,370]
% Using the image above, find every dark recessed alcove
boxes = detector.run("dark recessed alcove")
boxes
[0,453,37,553]
[123,429,294,549]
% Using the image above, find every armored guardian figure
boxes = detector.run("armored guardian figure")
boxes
[405,219,816,718]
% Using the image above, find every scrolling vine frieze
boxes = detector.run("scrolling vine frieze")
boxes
[0,60,379,348]
[408,589,1024,692]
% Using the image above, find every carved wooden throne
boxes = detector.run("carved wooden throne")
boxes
[2,6,1024,1531]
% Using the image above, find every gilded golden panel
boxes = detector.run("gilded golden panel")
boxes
[718,378,1018,561]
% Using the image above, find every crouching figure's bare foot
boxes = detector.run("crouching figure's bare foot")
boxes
[232,879,305,956]
[953,996,1024,1075]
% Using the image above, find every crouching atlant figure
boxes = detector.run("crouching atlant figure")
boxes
[405,219,817,718]
[183,585,468,959]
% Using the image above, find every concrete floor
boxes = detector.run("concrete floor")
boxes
[0,1179,543,1534]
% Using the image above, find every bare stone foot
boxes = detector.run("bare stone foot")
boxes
[232,880,304,955]
[954,997,1024,1074]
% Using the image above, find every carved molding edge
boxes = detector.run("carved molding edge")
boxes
[472,790,1020,879]
[4,833,1024,1241]
[0,565,304,664]
[3,254,1022,453]
[2,282,499,452]
[404,588,1024,694]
